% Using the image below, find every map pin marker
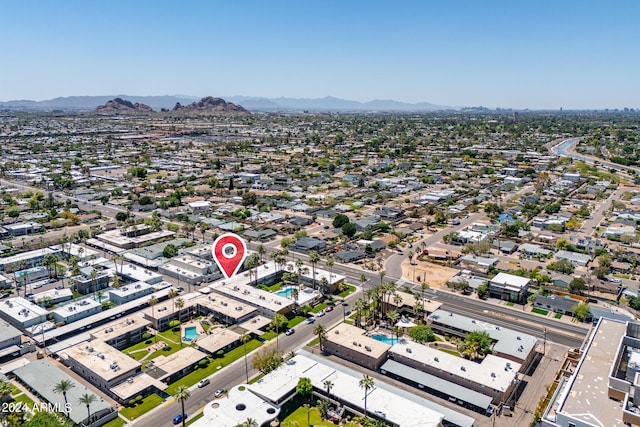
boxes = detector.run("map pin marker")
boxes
[212,233,247,279]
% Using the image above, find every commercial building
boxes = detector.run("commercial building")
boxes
[108,282,153,305]
[0,297,48,330]
[428,309,537,365]
[323,323,391,371]
[52,298,102,324]
[542,318,640,427]
[13,360,118,427]
[389,340,520,405]
[488,272,531,303]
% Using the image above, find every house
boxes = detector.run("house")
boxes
[243,229,277,242]
[489,272,531,303]
[534,295,580,316]
[492,239,518,254]
[334,250,366,264]
[290,237,326,253]
[555,250,591,267]
[353,217,379,232]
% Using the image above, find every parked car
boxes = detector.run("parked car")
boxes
[0,293,10,299]
[214,388,226,398]
[305,317,315,324]
[172,414,188,425]
[285,328,295,336]
[197,379,210,388]
[316,310,326,317]
[325,305,334,312]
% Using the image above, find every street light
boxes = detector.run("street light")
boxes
[342,299,346,323]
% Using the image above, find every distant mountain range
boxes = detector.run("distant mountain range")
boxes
[0,95,451,113]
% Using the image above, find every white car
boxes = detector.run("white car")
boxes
[197,379,210,388]
[316,310,326,317]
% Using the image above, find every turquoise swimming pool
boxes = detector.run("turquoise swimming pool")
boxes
[184,326,199,342]
[276,287,294,298]
[372,334,396,345]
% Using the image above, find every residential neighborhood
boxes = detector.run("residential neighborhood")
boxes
[0,109,639,427]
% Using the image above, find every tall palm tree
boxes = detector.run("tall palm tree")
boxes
[353,298,367,328]
[360,274,368,300]
[148,296,159,342]
[325,254,334,282]
[53,379,75,418]
[241,333,251,383]
[387,309,400,330]
[199,222,210,242]
[78,393,97,425]
[323,380,334,401]
[308,250,320,290]
[89,269,99,300]
[359,375,375,418]
[257,244,266,263]
[271,313,287,354]
[174,386,191,427]
[168,288,178,315]
[314,324,327,351]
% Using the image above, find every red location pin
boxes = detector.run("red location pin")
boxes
[212,233,247,279]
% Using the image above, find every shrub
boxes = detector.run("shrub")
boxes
[135,395,143,402]
[128,399,136,407]
[199,359,209,368]
[142,332,152,341]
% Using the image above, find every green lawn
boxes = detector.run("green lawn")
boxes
[265,283,283,292]
[249,373,265,384]
[439,348,462,357]
[287,315,307,328]
[261,331,278,340]
[554,313,563,319]
[307,337,320,347]
[120,394,164,420]
[185,412,204,426]
[166,339,262,394]
[532,307,549,316]
[311,303,328,313]
[283,405,334,427]
[123,329,187,361]
[506,302,515,307]
[103,417,127,427]
[337,284,356,298]
[13,393,36,410]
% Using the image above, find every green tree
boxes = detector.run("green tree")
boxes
[308,250,320,290]
[242,191,258,206]
[314,323,327,351]
[163,244,179,258]
[270,313,287,353]
[359,374,375,418]
[408,325,436,343]
[78,393,98,426]
[549,259,575,274]
[477,282,489,299]
[459,330,492,360]
[53,379,75,418]
[342,222,357,238]
[174,386,191,427]
[574,302,591,322]
[569,277,587,295]
[296,377,313,402]
[252,348,283,374]
[241,333,251,383]
[332,213,350,228]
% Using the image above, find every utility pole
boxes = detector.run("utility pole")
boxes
[543,327,547,355]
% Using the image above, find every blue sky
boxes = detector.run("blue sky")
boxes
[1,0,638,109]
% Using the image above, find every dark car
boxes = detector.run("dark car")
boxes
[172,414,188,425]
[0,293,10,299]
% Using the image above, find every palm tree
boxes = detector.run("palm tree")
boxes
[308,250,320,290]
[325,254,335,282]
[257,244,266,263]
[314,324,327,351]
[353,298,367,328]
[0,379,13,402]
[360,274,368,300]
[89,269,98,300]
[78,393,97,425]
[323,379,334,401]
[168,288,178,315]
[174,386,191,427]
[271,313,287,354]
[241,333,251,383]
[236,419,258,427]
[378,269,386,285]
[148,296,159,342]
[387,309,400,331]
[199,222,210,242]
[359,374,375,418]
[53,379,75,418]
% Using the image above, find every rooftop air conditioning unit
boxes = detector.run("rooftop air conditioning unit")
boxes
[491,372,496,378]
[461,366,466,371]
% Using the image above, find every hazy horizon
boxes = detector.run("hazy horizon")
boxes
[1,0,639,109]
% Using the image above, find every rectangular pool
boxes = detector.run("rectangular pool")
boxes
[184,326,199,342]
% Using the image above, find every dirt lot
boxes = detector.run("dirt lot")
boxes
[401,258,458,288]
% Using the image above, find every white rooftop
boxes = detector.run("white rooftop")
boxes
[0,297,48,324]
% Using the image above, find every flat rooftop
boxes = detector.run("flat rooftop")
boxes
[62,340,140,382]
[390,340,520,393]
[555,318,626,427]
[89,314,150,342]
[147,347,207,381]
[250,352,452,427]
[52,298,101,317]
[110,372,167,401]
[0,297,48,324]
[429,308,537,362]
[194,384,280,427]
[196,328,241,354]
[326,323,390,359]
[33,287,73,301]
[0,247,61,267]
[108,281,152,298]
[196,294,257,321]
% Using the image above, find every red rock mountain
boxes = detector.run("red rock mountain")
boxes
[172,97,248,114]
[96,98,154,112]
